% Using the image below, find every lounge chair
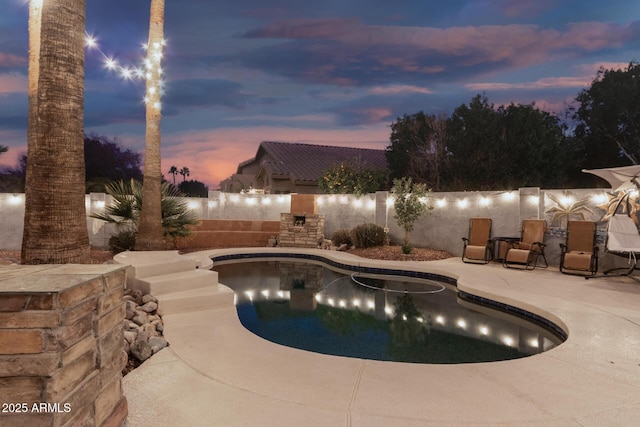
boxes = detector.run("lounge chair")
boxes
[461,218,492,264]
[559,220,598,276]
[504,219,548,270]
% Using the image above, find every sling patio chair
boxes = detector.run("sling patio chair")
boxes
[504,219,548,270]
[559,220,598,276]
[461,217,492,264]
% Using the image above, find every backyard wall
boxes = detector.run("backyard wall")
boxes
[0,188,614,266]
[0,264,128,426]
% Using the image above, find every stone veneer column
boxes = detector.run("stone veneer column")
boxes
[0,265,128,427]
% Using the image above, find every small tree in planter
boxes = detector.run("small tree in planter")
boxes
[391,177,433,254]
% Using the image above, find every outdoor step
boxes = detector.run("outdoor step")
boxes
[114,250,198,278]
[142,269,218,296]
[194,220,280,232]
[156,284,234,315]
[177,231,278,249]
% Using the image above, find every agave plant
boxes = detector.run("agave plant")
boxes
[91,179,199,249]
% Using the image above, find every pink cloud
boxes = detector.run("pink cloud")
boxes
[250,18,638,72]
[0,74,27,94]
[369,85,433,95]
[0,52,26,68]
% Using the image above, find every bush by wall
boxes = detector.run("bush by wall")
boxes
[351,223,386,248]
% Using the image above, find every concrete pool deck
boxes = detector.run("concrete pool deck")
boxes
[122,249,640,426]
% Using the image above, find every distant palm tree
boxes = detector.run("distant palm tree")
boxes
[136,0,165,250]
[179,166,190,182]
[168,165,178,185]
[22,0,90,264]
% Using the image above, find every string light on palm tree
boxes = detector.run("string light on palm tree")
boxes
[84,32,166,111]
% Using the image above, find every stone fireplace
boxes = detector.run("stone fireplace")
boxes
[279,194,324,248]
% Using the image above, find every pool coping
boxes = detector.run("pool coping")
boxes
[123,247,640,426]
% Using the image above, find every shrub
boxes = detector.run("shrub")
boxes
[331,229,353,247]
[109,230,137,253]
[351,223,385,248]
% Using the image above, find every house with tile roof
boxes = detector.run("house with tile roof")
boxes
[220,141,389,194]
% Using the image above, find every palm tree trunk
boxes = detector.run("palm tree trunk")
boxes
[135,0,165,250]
[22,0,90,264]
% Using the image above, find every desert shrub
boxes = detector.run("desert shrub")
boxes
[109,230,137,253]
[331,229,353,247]
[351,223,385,248]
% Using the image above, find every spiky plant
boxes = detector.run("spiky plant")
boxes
[91,179,199,250]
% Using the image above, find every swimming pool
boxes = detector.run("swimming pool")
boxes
[212,256,565,364]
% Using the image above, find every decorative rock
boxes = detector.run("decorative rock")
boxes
[122,288,167,371]
[123,331,137,345]
[129,290,143,305]
[130,336,153,362]
[142,294,158,304]
[132,314,147,326]
[141,323,157,336]
[149,336,168,354]
[140,301,158,313]
[153,321,164,333]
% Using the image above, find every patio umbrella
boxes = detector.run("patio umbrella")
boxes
[582,165,640,191]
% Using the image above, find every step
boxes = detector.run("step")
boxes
[195,220,280,232]
[180,231,277,248]
[142,269,218,296]
[156,284,235,315]
[114,250,198,278]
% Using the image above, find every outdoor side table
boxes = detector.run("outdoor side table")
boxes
[492,237,519,262]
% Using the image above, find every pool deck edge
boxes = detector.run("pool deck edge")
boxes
[122,248,640,426]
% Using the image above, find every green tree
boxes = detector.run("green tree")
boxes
[571,62,640,168]
[386,112,449,190]
[496,103,567,188]
[444,94,503,190]
[444,95,567,190]
[136,0,166,250]
[84,134,143,192]
[318,157,388,196]
[178,179,209,197]
[22,0,90,264]
[391,177,433,253]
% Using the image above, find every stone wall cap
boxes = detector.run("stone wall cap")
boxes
[0,264,126,293]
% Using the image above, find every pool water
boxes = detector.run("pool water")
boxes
[212,259,563,364]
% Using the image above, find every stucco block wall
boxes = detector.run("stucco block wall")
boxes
[0,265,128,427]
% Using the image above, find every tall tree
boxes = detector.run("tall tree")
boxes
[444,94,503,190]
[571,62,640,168]
[0,145,7,155]
[386,112,449,190]
[179,166,190,182]
[85,134,143,191]
[135,0,166,250]
[22,0,90,264]
[168,165,178,185]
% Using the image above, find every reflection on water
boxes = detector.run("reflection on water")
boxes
[213,260,562,364]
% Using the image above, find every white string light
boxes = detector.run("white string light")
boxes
[84,32,166,111]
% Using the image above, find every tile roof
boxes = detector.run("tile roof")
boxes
[255,141,388,183]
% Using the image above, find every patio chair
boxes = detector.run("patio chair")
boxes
[559,220,598,276]
[504,219,548,270]
[461,218,492,264]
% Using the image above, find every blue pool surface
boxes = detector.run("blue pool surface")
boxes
[212,258,563,364]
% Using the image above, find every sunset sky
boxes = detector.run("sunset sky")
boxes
[1,0,639,188]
